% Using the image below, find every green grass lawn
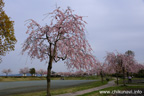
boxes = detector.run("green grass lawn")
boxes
[12,79,109,96]
[79,85,144,96]
[0,77,47,82]
[114,77,144,85]
[80,77,144,96]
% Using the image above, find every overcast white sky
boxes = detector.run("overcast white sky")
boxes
[1,0,144,74]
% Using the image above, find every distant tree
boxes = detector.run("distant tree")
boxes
[90,60,101,76]
[125,50,135,57]
[105,52,137,86]
[133,64,144,77]
[29,68,36,76]
[2,69,12,77]
[137,69,144,77]
[125,50,135,77]
[105,52,120,85]
[57,72,64,76]
[0,0,17,63]
[36,69,45,77]
[75,70,84,76]
[51,71,56,75]
[19,67,29,76]
[60,72,71,77]
[21,7,96,96]
[96,62,107,83]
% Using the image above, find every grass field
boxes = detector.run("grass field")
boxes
[79,77,144,96]
[79,85,144,96]
[0,77,47,82]
[114,77,144,85]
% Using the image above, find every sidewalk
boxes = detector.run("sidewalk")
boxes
[54,80,116,96]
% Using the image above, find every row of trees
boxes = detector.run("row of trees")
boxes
[57,50,144,86]
[19,67,48,76]
[1,68,49,77]
[55,51,144,86]
[2,51,143,82]
[57,50,144,84]
[90,50,144,86]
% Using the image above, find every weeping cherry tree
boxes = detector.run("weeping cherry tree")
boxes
[22,7,96,96]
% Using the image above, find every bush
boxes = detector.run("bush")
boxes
[106,78,109,81]
[133,70,144,78]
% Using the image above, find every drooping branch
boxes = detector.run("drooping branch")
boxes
[53,54,67,62]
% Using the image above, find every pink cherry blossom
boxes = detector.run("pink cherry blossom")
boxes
[105,51,143,85]
[21,7,96,96]
[19,67,29,76]
[2,69,12,77]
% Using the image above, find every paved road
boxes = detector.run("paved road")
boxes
[0,80,96,96]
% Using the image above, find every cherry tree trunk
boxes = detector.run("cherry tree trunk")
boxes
[116,74,119,85]
[101,75,104,83]
[122,67,126,86]
[47,58,52,96]
[100,72,104,83]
